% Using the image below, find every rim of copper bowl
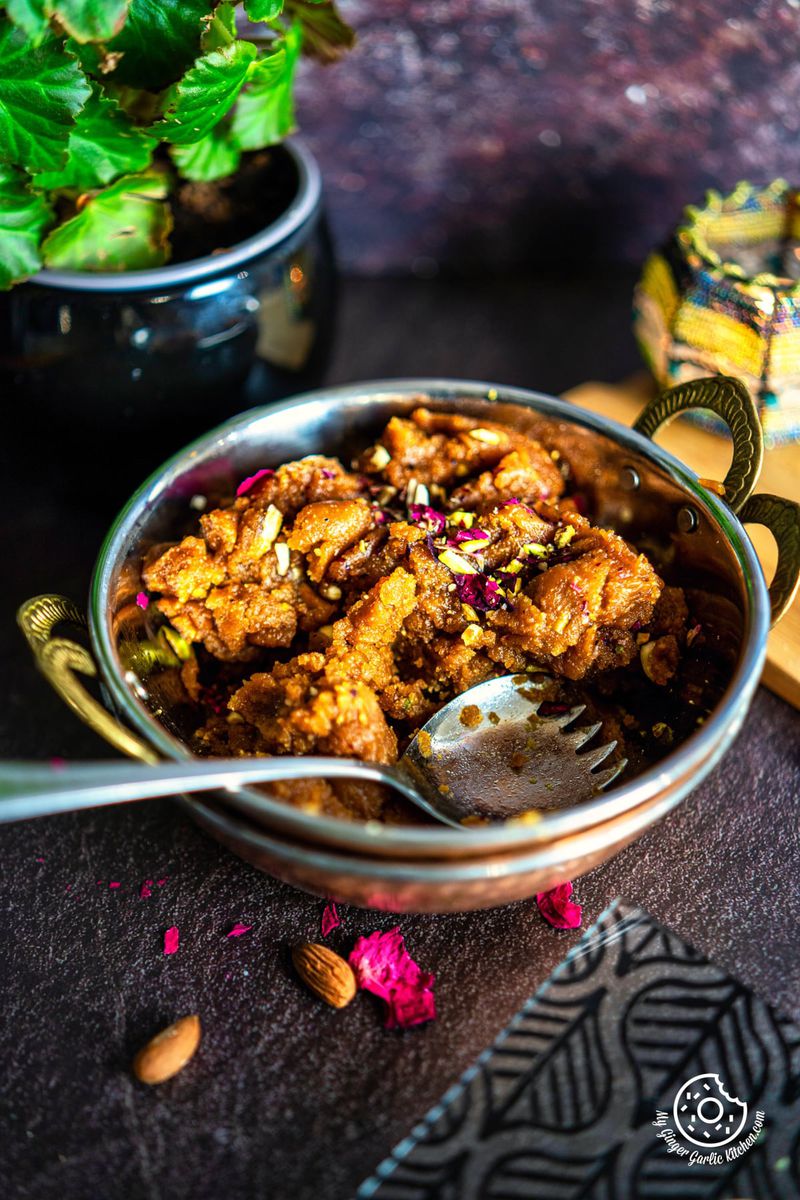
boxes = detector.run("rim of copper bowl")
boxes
[89,379,770,854]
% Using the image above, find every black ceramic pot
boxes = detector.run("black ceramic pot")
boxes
[0,141,335,442]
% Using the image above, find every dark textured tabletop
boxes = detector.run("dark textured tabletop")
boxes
[2,273,799,1200]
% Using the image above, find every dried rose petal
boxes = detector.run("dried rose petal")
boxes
[227,922,252,938]
[109,881,121,889]
[140,879,153,899]
[385,983,437,1030]
[452,528,489,544]
[408,504,447,534]
[321,901,341,938]
[320,468,336,479]
[164,926,180,955]
[236,468,274,497]
[535,882,583,930]
[135,591,149,610]
[349,927,436,1030]
[455,573,504,612]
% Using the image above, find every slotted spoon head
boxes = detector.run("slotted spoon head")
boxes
[398,674,626,828]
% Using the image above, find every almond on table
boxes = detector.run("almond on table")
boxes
[132,1015,201,1085]
[292,942,357,1009]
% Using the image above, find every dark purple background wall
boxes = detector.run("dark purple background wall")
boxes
[295,0,800,275]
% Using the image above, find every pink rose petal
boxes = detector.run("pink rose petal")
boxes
[140,879,153,899]
[236,468,274,497]
[535,881,583,930]
[109,881,120,889]
[321,902,340,938]
[385,983,437,1030]
[135,592,149,610]
[164,926,179,955]
[227,922,252,938]
[349,928,436,1030]
[35,856,45,863]
[157,877,168,887]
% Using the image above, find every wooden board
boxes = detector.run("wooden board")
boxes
[562,373,800,709]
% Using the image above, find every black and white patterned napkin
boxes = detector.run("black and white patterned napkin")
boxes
[358,900,800,1200]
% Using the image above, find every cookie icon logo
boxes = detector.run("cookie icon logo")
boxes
[673,1073,749,1148]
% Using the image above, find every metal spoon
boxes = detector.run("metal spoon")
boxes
[0,675,624,828]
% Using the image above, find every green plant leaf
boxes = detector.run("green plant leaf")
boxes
[0,165,53,288]
[41,169,172,271]
[160,39,257,146]
[5,0,49,42]
[52,0,130,43]
[96,0,211,91]
[231,27,299,151]
[0,20,91,173]
[284,0,355,62]
[170,122,241,181]
[201,1,237,51]
[244,0,284,19]
[34,85,156,190]
[6,1,131,43]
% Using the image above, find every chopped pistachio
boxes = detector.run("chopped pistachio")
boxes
[522,541,548,557]
[448,510,475,528]
[461,602,479,622]
[162,627,192,661]
[413,481,430,507]
[505,558,524,573]
[252,504,283,556]
[468,427,502,444]
[554,525,576,549]
[462,623,483,647]
[369,444,391,470]
[458,538,491,554]
[438,548,479,574]
[274,542,291,576]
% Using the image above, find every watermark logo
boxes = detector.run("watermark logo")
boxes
[653,1073,765,1167]
[672,1073,747,1148]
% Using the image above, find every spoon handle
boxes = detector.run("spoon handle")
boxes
[0,757,459,827]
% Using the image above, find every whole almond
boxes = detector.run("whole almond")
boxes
[132,1014,201,1084]
[292,942,357,1009]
